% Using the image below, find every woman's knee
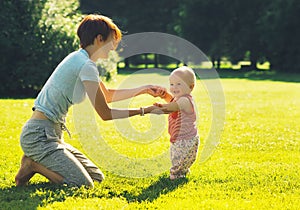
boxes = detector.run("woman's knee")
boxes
[63,172,94,188]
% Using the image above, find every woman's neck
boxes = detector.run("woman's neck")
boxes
[85,44,105,62]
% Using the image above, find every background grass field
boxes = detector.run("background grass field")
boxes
[0,71,299,209]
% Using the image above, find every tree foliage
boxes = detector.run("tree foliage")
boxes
[80,0,299,73]
[260,0,300,72]
[1,0,299,97]
[0,0,82,98]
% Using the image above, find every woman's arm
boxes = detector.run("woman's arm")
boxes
[151,86,173,103]
[83,81,157,120]
[99,82,161,103]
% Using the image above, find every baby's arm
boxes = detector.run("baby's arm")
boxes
[153,101,179,114]
[162,92,173,103]
[153,96,193,114]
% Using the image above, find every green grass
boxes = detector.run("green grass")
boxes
[1,72,300,209]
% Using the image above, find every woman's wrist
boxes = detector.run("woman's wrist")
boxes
[143,85,151,95]
[142,106,151,115]
[140,107,145,116]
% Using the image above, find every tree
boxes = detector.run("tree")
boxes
[225,0,274,70]
[260,0,300,73]
[79,0,182,68]
[0,0,82,98]
[80,0,179,34]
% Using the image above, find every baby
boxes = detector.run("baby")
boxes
[154,66,199,180]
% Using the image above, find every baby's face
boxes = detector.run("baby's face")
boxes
[169,72,193,98]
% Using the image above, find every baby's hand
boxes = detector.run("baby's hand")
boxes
[151,103,170,114]
[153,102,163,107]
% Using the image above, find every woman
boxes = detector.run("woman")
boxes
[15,14,163,187]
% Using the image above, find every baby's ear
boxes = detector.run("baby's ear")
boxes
[190,83,195,90]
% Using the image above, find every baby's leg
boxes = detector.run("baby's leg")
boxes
[170,137,199,180]
[170,142,186,179]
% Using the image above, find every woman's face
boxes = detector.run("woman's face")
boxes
[97,34,119,59]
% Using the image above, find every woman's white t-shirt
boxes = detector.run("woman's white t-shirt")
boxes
[34,49,100,123]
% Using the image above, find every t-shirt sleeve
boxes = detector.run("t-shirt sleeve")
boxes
[79,61,101,83]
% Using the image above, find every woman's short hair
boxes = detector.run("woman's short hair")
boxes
[77,14,122,48]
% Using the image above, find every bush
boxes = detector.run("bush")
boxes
[0,0,82,98]
[96,51,120,82]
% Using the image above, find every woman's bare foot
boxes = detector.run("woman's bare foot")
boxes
[15,155,36,186]
[15,155,64,186]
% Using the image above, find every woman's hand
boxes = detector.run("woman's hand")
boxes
[145,85,167,98]
[144,103,173,115]
[144,105,164,115]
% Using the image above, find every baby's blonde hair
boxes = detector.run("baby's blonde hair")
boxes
[171,66,196,87]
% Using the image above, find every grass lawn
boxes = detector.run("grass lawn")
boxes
[0,71,299,209]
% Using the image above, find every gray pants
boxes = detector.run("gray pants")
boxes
[20,119,104,187]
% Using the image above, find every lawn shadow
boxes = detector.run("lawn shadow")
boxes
[123,175,188,203]
[217,69,300,83]
[1,176,189,208]
[119,68,300,83]
[0,183,82,210]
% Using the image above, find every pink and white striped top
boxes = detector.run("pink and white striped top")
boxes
[168,94,198,143]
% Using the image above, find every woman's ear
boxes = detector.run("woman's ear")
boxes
[97,34,103,42]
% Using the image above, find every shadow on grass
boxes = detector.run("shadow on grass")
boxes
[217,69,300,83]
[0,176,188,209]
[118,68,300,83]
[123,175,188,203]
[0,183,84,210]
